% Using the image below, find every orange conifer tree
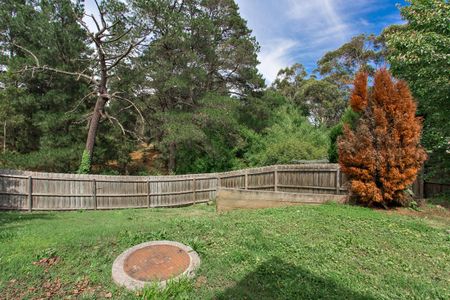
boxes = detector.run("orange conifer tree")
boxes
[338,69,426,206]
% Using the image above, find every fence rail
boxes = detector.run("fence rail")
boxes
[0,164,431,211]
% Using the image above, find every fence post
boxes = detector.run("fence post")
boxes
[28,176,33,212]
[244,171,248,190]
[335,168,340,194]
[92,179,97,210]
[193,178,196,204]
[147,179,151,208]
[274,167,278,192]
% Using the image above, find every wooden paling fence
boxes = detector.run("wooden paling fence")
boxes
[0,163,427,211]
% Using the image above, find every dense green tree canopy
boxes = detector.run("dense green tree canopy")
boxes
[316,34,384,88]
[133,0,264,173]
[0,0,91,171]
[0,0,444,181]
[270,63,346,128]
[383,0,449,182]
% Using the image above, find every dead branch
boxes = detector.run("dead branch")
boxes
[103,111,126,135]
[87,13,101,32]
[111,93,146,125]
[25,65,95,84]
[106,37,146,71]
[13,43,96,84]
[116,104,133,114]
[66,91,96,114]
[73,112,93,125]
[13,43,39,66]
[104,28,132,44]
[94,0,107,31]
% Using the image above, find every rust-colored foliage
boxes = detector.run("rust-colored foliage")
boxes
[338,68,427,206]
[350,71,368,112]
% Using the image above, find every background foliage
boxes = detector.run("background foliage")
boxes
[0,0,446,190]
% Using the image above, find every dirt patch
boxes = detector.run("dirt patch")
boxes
[32,256,60,272]
[195,275,207,288]
[1,276,114,300]
[383,205,450,228]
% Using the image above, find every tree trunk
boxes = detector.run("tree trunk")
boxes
[168,142,176,174]
[80,36,108,173]
[85,96,107,160]
[3,121,6,153]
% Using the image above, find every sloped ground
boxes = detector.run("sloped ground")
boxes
[101,143,167,175]
[0,203,448,299]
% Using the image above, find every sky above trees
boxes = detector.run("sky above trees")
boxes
[82,0,406,84]
[236,0,406,83]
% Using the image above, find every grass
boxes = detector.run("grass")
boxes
[0,203,449,299]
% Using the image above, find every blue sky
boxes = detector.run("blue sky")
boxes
[235,0,407,83]
[84,0,407,84]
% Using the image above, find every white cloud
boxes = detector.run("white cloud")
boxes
[258,39,298,83]
[236,0,400,83]
[286,0,374,47]
[85,0,402,85]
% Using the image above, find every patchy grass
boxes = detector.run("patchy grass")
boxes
[0,203,449,299]
[427,193,450,209]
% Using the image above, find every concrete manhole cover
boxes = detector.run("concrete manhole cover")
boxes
[112,241,200,290]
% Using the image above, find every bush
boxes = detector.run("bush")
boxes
[245,105,329,166]
[338,69,427,207]
[77,150,91,174]
[328,108,360,163]
[0,146,83,173]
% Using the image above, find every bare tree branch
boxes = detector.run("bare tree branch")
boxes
[26,65,95,83]
[13,43,39,66]
[88,13,101,32]
[94,0,107,30]
[103,111,126,135]
[103,110,146,144]
[104,28,132,44]
[73,112,93,125]
[13,43,96,83]
[106,37,146,71]
[66,91,96,114]
[116,104,133,114]
[111,93,146,125]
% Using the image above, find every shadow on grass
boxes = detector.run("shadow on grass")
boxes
[216,257,375,300]
[0,211,54,227]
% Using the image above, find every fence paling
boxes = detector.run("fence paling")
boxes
[0,163,428,211]
[0,164,345,210]
[28,176,32,212]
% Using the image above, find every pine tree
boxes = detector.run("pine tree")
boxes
[338,69,426,206]
[136,0,264,173]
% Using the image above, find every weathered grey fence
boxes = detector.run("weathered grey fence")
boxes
[0,164,347,211]
[0,163,427,211]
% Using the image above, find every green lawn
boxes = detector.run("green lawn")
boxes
[0,203,449,299]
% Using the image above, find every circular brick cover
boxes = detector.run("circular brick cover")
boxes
[112,241,200,290]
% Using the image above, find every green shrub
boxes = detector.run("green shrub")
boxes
[327,107,360,163]
[77,149,91,174]
[245,105,329,166]
[0,146,83,172]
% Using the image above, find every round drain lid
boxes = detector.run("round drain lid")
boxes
[112,241,200,290]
